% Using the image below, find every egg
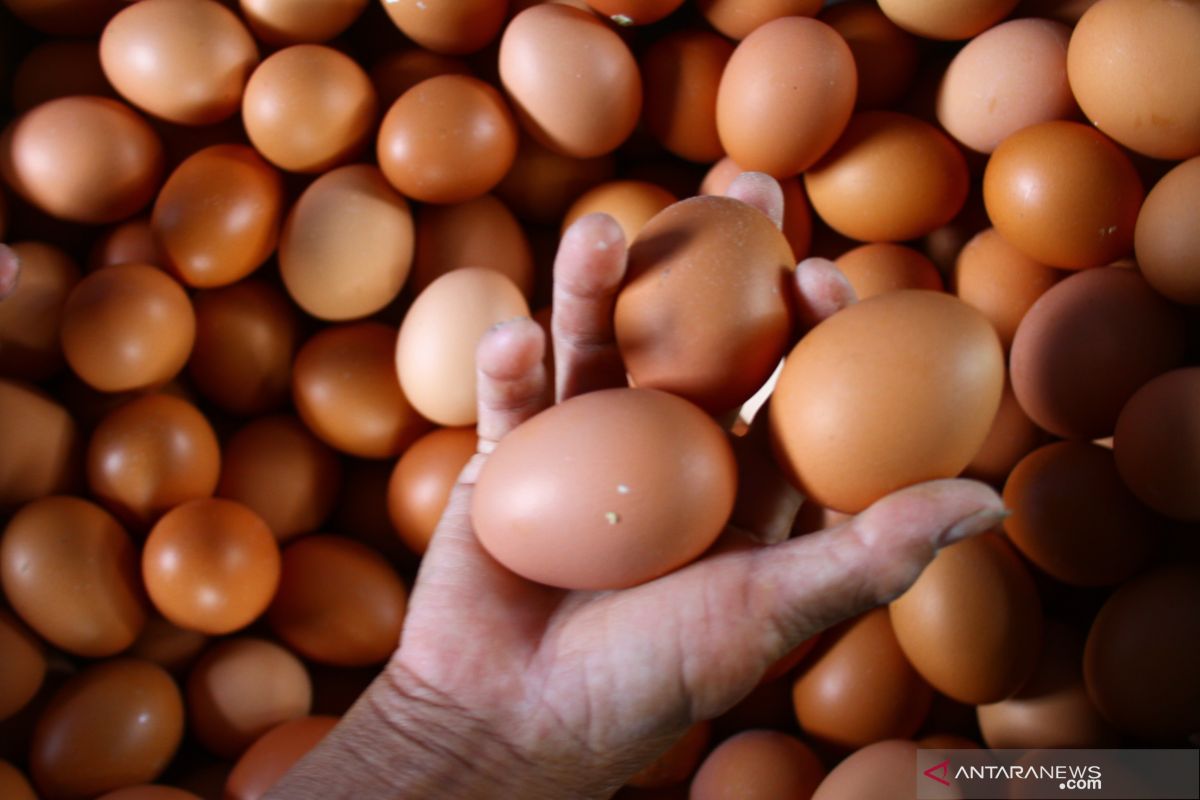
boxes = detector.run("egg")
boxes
[810,740,920,800]
[267,535,407,666]
[377,75,518,204]
[1134,156,1200,305]
[834,243,943,300]
[639,29,731,164]
[0,610,45,721]
[369,49,472,110]
[3,0,124,35]
[563,180,676,246]
[690,730,825,800]
[242,45,377,174]
[820,1,919,110]
[962,378,1045,486]
[218,415,343,543]
[877,0,1018,39]
[30,659,184,800]
[295,322,430,458]
[99,0,258,125]
[396,267,530,427]
[239,0,366,45]
[0,761,37,800]
[0,241,79,381]
[586,0,683,24]
[97,787,201,800]
[615,196,794,415]
[495,134,615,224]
[696,0,822,40]
[699,158,813,262]
[1,96,163,224]
[280,164,414,320]
[410,194,535,298]
[152,145,284,288]
[89,218,167,270]
[499,4,641,158]
[0,380,80,510]
[716,17,856,177]
[1009,267,1186,440]
[387,426,477,555]
[12,39,115,113]
[627,721,710,789]
[770,290,1003,513]
[890,533,1042,705]
[473,388,736,589]
[224,716,338,800]
[382,0,507,55]
[126,614,209,674]
[2,496,146,657]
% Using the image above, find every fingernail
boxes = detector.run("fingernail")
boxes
[489,315,531,332]
[937,507,1011,548]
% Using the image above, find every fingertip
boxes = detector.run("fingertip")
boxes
[0,244,19,300]
[477,317,546,381]
[794,257,856,330]
[725,172,785,229]
[562,212,626,255]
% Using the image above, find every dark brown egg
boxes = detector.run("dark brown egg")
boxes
[224,716,338,800]
[0,380,80,511]
[387,426,476,555]
[962,378,1045,487]
[267,535,407,666]
[370,48,472,110]
[690,729,825,800]
[143,498,281,635]
[239,0,367,45]
[218,415,343,543]
[88,218,167,271]
[12,39,115,113]
[821,1,919,110]
[0,610,44,722]
[0,761,37,800]
[97,786,202,800]
[639,29,732,164]
[2,496,146,657]
[1114,368,1200,522]
[127,614,209,674]
[410,194,534,298]
[3,0,124,35]
[87,394,220,529]
[495,134,615,224]
[834,243,943,299]
[0,241,79,381]
[30,659,184,800]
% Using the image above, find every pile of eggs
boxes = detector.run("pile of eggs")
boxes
[0,0,1198,797]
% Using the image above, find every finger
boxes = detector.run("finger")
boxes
[475,317,549,453]
[0,244,18,300]
[727,402,803,545]
[724,172,784,229]
[552,212,629,402]
[793,256,856,332]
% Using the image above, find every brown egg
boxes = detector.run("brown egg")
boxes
[12,39,115,113]
[978,621,1116,748]
[89,218,167,271]
[716,17,856,178]
[30,659,184,800]
[97,787,202,800]
[0,380,80,510]
[917,734,980,750]
[639,29,732,163]
[0,761,37,800]
[1135,156,1200,305]
[382,0,506,54]
[1,96,163,224]
[100,0,258,125]
[877,0,1017,39]
[0,610,44,722]
[627,721,710,789]
[242,45,377,173]
[835,243,943,299]
[225,716,338,800]
[1067,0,1200,160]
[770,291,1003,513]
[890,533,1042,704]
[696,0,822,40]
[499,4,641,158]
[1114,368,1200,522]
[690,730,824,800]
[982,121,1143,269]
[820,2,919,110]
[792,608,932,749]
[387,426,476,555]
[370,49,472,110]
[495,134,615,224]
[396,268,530,427]
[280,165,412,320]
[377,75,517,204]
[2,496,145,658]
[143,498,280,635]
[152,145,284,288]
[0,241,79,381]
[962,378,1044,486]
[474,388,737,589]
[2,0,123,35]
[699,158,813,261]
[333,459,413,567]
[806,112,969,242]
[587,0,683,24]
[127,614,209,674]
[186,637,311,758]
[188,280,299,416]
[267,535,407,666]
[563,181,677,247]
[410,194,534,298]
[239,0,366,44]
[1003,442,1158,586]
[615,196,794,414]
[218,415,343,542]
[295,322,429,458]
[1010,267,1186,440]
[87,394,220,529]
[952,228,1062,351]
[811,740,920,800]
[1086,564,1200,740]
[60,264,195,393]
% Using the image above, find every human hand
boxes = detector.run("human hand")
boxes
[268,174,1006,800]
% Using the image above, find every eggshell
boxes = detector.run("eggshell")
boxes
[242,45,377,173]
[0,761,36,800]
[280,164,413,320]
[410,194,534,298]
[563,180,676,246]
[370,49,472,110]
[690,730,824,800]
[615,196,794,415]
[639,29,731,164]
[982,121,1143,269]
[2,496,146,657]
[0,241,79,381]
[627,721,710,789]
[12,39,116,113]
[383,0,506,54]
[218,415,343,543]
[716,17,856,177]
[1009,267,1186,440]
[240,0,366,44]
[0,380,80,510]
[811,740,920,800]
[834,243,943,299]
[1,96,164,224]
[890,533,1043,705]
[127,614,209,674]
[3,0,124,35]
[792,608,932,749]
[696,0,822,40]
[770,290,1003,513]
[89,218,167,270]
[97,787,202,800]
[473,388,737,590]
[962,378,1045,486]
[1134,156,1200,305]
[377,75,517,204]
[396,268,530,427]
[30,659,184,800]
[387,426,476,555]
[295,322,430,458]
[267,535,407,666]
[152,145,284,288]
[1067,0,1200,160]
[225,716,338,800]
[820,2,919,110]
[499,4,641,158]
[495,134,615,224]
[100,0,257,125]
[699,159,813,262]
[0,610,45,721]
[877,0,1018,39]
[87,394,220,529]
